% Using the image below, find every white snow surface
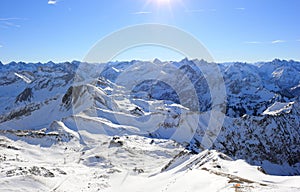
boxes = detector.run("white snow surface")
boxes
[14,72,33,84]
[0,59,300,191]
[1,135,300,192]
[263,102,294,115]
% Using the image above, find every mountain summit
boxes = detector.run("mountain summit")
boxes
[0,59,300,191]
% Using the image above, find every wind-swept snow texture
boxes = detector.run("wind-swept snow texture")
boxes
[0,59,300,191]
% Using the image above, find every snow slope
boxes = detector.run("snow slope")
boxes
[0,59,300,191]
[1,135,299,192]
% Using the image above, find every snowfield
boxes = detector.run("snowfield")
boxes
[0,59,300,191]
[1,135,300,192]
[262,101,294,115]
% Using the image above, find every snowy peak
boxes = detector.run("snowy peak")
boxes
[1,59,300,191]
[263,101,295,115]
[0,59,300,177]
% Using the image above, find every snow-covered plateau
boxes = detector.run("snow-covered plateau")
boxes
[0,59,300,191]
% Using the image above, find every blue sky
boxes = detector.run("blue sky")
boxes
[0,0,299,63]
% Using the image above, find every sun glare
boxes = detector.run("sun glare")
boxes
[148,0,177,7]
[157,0,171,5]
[143,0,184,20]
[142,0,184,19]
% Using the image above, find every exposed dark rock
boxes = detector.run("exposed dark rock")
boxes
[15,88,33,103]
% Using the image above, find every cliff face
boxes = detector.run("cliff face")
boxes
[0,59,299,175]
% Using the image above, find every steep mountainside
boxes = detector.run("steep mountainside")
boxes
[0,59,299,183]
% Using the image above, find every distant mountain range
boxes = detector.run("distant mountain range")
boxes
[0,59,300,191]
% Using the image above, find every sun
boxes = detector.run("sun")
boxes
[144,0,183,14]
[157,0,171,4]
[148,0,175,7]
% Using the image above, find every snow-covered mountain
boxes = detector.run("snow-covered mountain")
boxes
[0,59,300,191]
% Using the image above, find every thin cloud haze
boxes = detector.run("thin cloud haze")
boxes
[244,40,289,45]
[271,40,286,44]
[0,18,25,29]
[244,41,262,44]
[131,11,152,15]
[2,22,20,28]
[48,0,57,5]
[0,18,27,21]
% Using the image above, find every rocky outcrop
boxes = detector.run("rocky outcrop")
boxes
[0,59,300,175]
